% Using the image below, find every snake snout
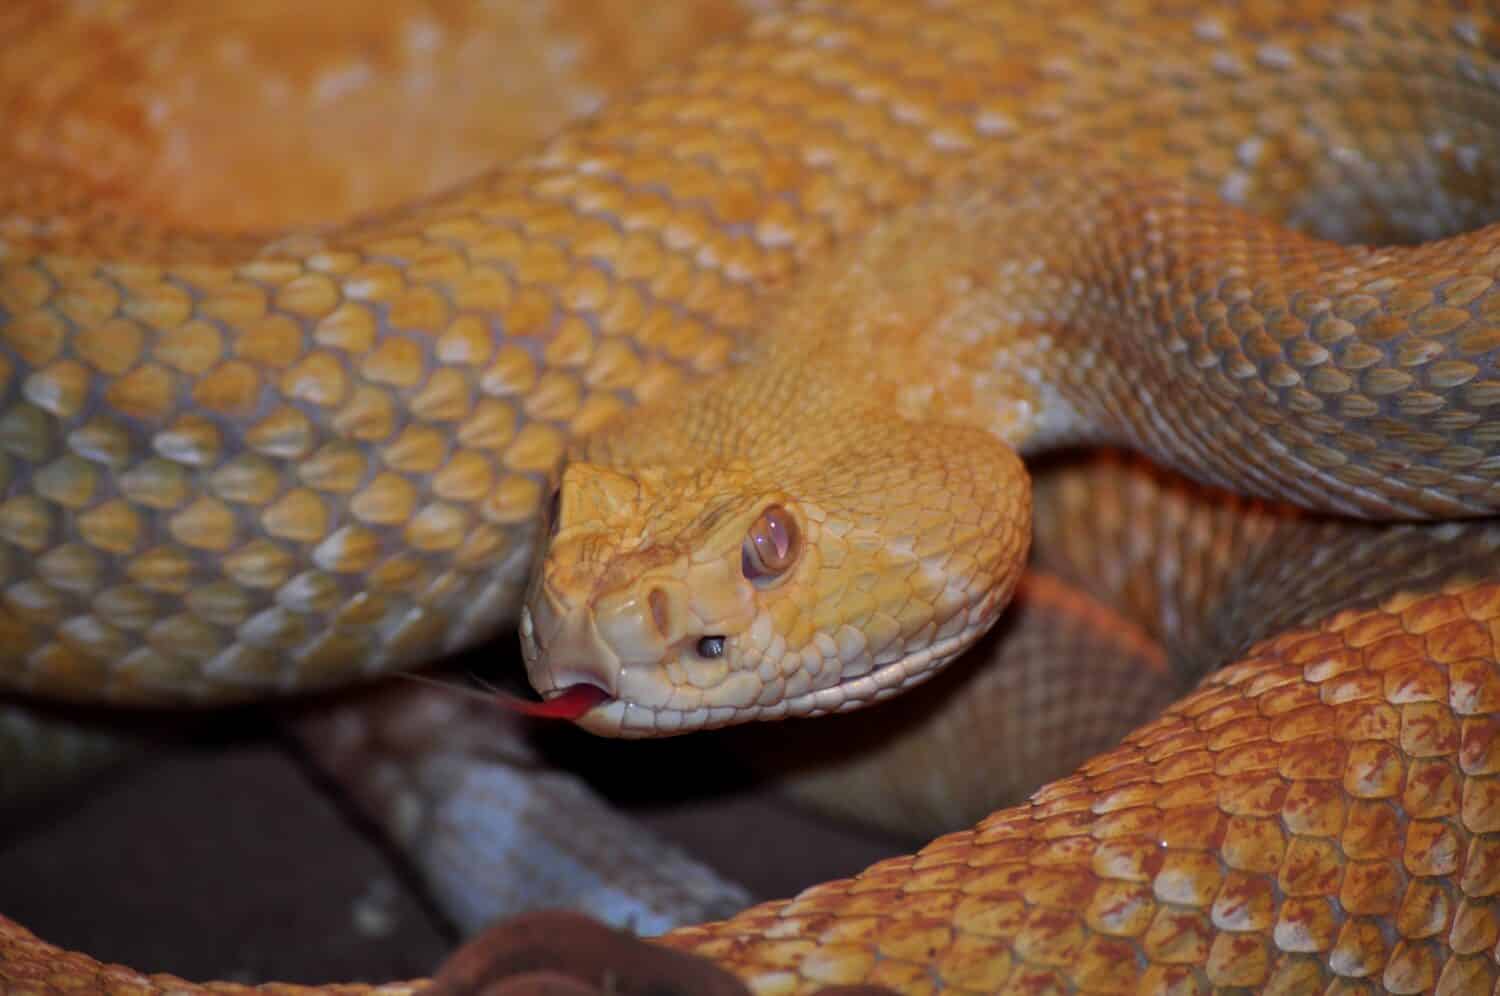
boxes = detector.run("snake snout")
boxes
[520,591,622,699]
[521,572,698,711]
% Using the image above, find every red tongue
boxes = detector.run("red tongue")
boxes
[490,682,611,720]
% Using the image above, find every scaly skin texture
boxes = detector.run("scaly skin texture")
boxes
[523,168,1500,731]
[0,0,771,804]
[0,0,763,235]
[727,569,1177,841]
[6,1,1500,995]
[2,0,1496,698]
[663,567,1500,994]
[0,0,786,706]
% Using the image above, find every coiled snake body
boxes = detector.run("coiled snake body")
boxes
[6,0,1500,992]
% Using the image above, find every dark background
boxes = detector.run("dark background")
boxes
[1,706,907,986]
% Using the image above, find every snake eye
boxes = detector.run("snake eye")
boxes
[741,504,799,584]
[696,635,726,659]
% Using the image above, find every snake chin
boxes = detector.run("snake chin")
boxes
[531,608,1002,738]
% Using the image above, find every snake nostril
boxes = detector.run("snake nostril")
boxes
[648,587,670,639]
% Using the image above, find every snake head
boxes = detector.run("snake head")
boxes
[519,417,1031,738]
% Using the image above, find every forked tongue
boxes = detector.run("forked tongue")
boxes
[399,673,610,722]
[491,682,611,720]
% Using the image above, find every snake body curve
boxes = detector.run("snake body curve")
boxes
[6,0,1500,993]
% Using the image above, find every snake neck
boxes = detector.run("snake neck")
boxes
[570,188,1075,481]
[689,167,1500,521]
